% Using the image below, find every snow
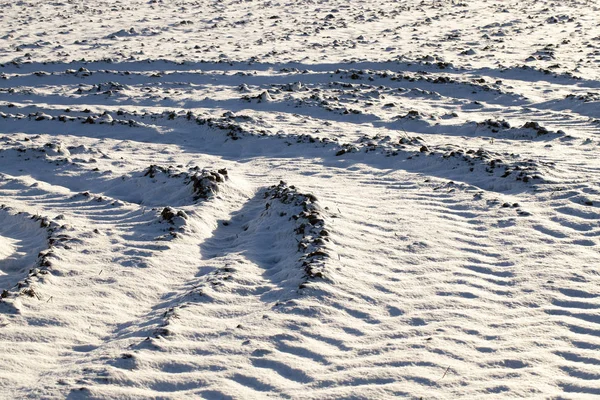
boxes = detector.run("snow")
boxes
[1,0,600,398]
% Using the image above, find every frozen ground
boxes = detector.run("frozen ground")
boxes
[1,0,600,398]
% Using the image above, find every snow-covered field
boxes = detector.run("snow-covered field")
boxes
[1,0,600,398]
